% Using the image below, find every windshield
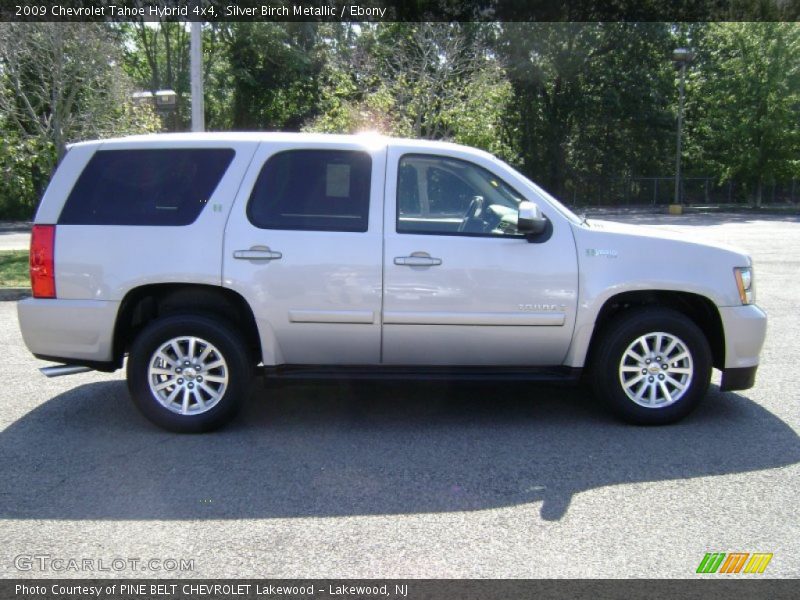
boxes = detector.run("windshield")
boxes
[493,157,584,225]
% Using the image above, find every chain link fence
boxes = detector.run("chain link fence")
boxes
[565,176,798,207]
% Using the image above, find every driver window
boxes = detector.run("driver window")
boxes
[396,154,526,237]
[427,167,476,217]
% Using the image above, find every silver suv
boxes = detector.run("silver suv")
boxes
[18,133,767,432]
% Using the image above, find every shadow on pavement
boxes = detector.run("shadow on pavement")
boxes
[1,378,797,522]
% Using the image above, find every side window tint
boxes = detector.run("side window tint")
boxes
[397,163,420,215]
[397,154,527,237]
[427,167,477,216]
[59,148,234,226]
[247,150,371,232]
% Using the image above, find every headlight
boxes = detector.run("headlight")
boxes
[734,267,754,305]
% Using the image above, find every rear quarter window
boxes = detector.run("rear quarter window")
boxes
[58,148,235,226]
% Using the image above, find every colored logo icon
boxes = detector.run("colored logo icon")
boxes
[696,552,773,574]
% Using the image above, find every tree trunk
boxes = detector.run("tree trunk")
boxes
[754,180,763,208]
[52,25,66,163]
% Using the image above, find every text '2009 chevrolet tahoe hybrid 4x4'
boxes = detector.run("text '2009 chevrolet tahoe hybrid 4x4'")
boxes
[18,133,767,432]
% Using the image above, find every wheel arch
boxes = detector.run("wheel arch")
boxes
[112,283,262,367]
[582,290,725,373]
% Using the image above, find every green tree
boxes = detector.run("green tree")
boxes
[685,23,800,206]
[119,21,231,131]
[222,22,326,130]
[305,23,516,161]
[0,23,159,216]
[0,128,44,219]
[498,23,676,200]
[119,20,191,130]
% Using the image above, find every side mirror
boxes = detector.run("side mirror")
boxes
[517,201,547,235]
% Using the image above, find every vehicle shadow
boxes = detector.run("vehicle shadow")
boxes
[0,378,797,522]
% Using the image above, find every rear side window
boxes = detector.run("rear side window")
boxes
[247,150,371,232]
[58,148,235,226]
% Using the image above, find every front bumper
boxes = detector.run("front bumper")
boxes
[717,304,767,391]
[718,304,767,369]
[720,365,758,392]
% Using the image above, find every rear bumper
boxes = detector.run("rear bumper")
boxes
[17,297,120,364]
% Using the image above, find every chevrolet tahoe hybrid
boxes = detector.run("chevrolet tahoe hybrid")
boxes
[18,133,767,432]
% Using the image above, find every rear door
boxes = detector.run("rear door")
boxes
[223,139,386,365]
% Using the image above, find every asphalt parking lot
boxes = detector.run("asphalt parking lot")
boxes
[1,212,798,579]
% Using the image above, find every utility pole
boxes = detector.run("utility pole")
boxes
[672,48,694,205]
[190,20,205,132]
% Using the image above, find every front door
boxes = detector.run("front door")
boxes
[224,141,385,365]
[382,148,579,366]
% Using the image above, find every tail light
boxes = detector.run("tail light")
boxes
[30,224,56,299]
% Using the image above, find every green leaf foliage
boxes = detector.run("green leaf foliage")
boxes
[1,22,798,218]
[684,23,800,205]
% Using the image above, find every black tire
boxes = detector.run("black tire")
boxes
[126,314,253,433]
[591,307,712,425]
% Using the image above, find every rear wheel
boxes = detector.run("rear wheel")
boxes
[127,315,252,433]
[591,308,712,425]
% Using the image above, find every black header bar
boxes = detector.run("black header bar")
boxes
[2,0,799,22]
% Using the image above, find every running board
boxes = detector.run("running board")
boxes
[40,365,93,378]
[261,365,582,382]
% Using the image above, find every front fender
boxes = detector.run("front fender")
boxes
[564,221,749,367]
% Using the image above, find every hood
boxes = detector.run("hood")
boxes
[585,218,751,262]
[571,217,754,308]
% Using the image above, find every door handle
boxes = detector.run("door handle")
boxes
[233,247,282,261]
[394,253,442,267]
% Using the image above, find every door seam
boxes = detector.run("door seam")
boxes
[379,146,389,364]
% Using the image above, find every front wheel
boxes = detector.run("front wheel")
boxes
[591,308,712,425]
[127,315,253,433]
